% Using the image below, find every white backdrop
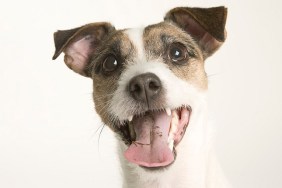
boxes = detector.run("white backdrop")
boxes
[1,0,282,187]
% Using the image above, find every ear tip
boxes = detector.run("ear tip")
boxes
[52,52,59,60]
[52,30,68,60]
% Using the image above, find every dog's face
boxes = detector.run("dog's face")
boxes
[53,6,227,169]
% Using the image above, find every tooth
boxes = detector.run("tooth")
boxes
[167,111,178,150]
[165,108,171,116]
[128,116,133,122]
[170,112,178,134]
[168,138,174,151]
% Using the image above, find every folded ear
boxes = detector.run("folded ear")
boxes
[52,22,115,77]
[164,6,227,59]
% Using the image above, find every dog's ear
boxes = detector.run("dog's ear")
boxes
[164,6,227,59]
[52,22,115,77]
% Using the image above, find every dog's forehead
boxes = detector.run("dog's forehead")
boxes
[114,22,190,61]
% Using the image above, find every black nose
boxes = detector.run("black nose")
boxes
[128,73,162,105]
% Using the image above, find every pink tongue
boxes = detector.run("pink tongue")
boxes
[124,111,174,167]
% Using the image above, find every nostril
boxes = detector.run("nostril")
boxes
[148,80,160,91]
[131,83,142,93]
[129,78,145,101]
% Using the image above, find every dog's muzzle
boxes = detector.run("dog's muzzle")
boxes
[112,73,192,168]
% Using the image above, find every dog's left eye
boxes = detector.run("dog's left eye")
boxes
[168,43,189,65]
[102,55,118,72]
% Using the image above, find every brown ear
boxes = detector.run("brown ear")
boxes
[164,6,227,58]
[52,22,115,77]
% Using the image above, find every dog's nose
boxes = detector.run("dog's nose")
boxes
[128,73,162,105]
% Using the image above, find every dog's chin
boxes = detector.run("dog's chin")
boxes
[115,106,191,170]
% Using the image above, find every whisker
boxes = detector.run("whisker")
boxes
[98,124,106,154]
[207,73,221,78]
[94,124,104,135]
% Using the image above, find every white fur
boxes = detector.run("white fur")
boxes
[109,60,205,120]
[108,29,230,188]
[124,28,146,61]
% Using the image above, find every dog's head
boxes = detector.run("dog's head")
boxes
[53,6,227,169]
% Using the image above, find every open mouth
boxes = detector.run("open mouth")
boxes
[118,106,191,169]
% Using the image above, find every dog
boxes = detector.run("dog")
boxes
[52,6,229,188]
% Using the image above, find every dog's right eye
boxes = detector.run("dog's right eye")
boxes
[102,55,118,73]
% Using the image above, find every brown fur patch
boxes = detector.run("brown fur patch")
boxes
[89,30,138,130]
[143,22,208,90]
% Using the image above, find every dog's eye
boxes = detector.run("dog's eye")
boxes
[168,43,189,65]
[102,55,118,72]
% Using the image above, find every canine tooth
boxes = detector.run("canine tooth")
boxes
[165,108,171,116]
[171,112,179,132]
[128,116,133,122]
[168,138,174,151]
[168,111,178,143]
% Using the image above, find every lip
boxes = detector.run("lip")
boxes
[116,106,192,169]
